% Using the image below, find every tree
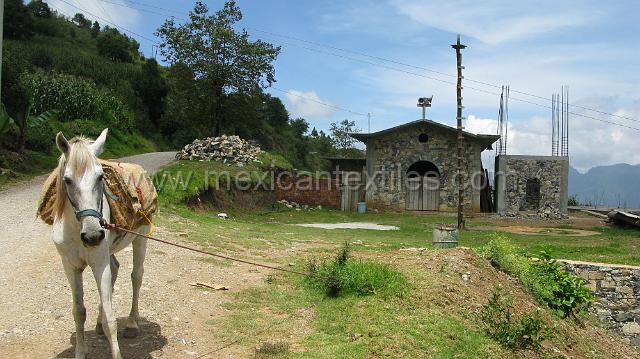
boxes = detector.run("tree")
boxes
[72,13,91,29]
[134,59,168,127]
[310,127,319,137]
[97,28,137,62]
[91,21,100,38]
[4,0,35,39]
[28,0,51,18]
[330,119,359,150]
[262,94,289,128]
[156,1,280,136]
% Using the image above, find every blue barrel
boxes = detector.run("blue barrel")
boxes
[357,202,367,213]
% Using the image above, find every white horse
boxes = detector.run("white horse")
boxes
[52,129,149,359]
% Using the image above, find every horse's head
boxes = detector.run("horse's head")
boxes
[55,128,109,246]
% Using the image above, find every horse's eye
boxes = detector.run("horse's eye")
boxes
[63,177,72,184]
[97,174,104,182]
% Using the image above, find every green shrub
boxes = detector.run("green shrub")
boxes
[481,289,547,351]
[482,235,594,318]
[306,242,407,298]
[535,253,594,318]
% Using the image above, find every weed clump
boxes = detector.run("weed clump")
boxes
[254,341,290,358]
[481,289,547,351]
[306,242,406,298]
[482,235,594,318]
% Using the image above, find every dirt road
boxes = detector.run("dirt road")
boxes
[0,152,260,358]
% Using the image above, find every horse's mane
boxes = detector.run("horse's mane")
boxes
[53,136,96,221]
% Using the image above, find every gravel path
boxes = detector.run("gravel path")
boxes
[0,151,265,358]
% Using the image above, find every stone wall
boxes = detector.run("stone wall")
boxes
[495,155,569,215]
[274,175,340,208]
[560,260,640,345]
[365,123,484,212]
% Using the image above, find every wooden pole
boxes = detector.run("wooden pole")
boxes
[452,34,466,229]
[0,0,4,102]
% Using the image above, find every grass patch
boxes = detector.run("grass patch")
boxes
[255,342,290,358]
[305,242,407,298]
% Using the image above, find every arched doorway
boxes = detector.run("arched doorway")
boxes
[406,161,440,211]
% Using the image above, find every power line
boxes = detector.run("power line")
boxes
[52,2,370,119]
[98,0,186,21]
[250,29,637,124]
[272,87,368,117]
[262,36,640,131]
[53,0,159,44]
[97,0,637,124]
[57,0,640,131]
[92,0,120,31]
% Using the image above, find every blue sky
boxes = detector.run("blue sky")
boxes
[46,0,640,172]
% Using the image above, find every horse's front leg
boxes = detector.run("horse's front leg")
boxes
[92,257,122,359]
[96,254,120,335]
[62,260,87,359]
[125,235,147,338]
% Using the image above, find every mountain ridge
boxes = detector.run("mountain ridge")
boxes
[569,163,640,208]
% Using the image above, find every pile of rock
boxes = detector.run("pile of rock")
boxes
[175,135,262,166]
[537,203,569,219]
[276,199,322,211]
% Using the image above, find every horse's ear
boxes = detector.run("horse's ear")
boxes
[56,132,70,157]
[89,128,108,156]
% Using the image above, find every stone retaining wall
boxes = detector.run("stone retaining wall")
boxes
[560,259,640,345]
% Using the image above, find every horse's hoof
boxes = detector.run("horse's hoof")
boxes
[123,327,139,338]
[95,323,104,335]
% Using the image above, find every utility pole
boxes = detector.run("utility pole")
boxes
[0,0,4,102]
[367,112,371,133]
[452,34,466,229]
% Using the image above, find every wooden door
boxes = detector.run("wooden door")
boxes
[406,177,421,210]
[422,177,440,211]
[406,176,439,211]
[341,172,361,211]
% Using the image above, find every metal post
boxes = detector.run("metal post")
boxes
[452,34,466,229]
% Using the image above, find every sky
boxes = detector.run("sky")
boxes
[44,0,640,172]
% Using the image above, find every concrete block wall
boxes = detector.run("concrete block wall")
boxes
[560,260,640,346]
[274,175,340,208]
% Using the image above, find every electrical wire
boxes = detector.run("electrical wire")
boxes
[271,87,368,117]
[60,0,640,130]
[54,0,159,44]
[96,0,637,124]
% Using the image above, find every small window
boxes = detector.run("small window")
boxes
[525,178,541,209]
[418,133,429,143]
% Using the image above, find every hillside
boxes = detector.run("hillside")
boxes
[0,1,351,187]
[569,164,640,208]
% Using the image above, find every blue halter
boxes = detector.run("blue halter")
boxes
[63,167,106,226]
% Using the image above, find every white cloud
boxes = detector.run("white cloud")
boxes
[47,0,141,30]
[389,0,600,45]
[284,90,336,119]
[466,102,640,173]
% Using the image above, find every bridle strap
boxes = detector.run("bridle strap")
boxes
[63,162,106,224]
